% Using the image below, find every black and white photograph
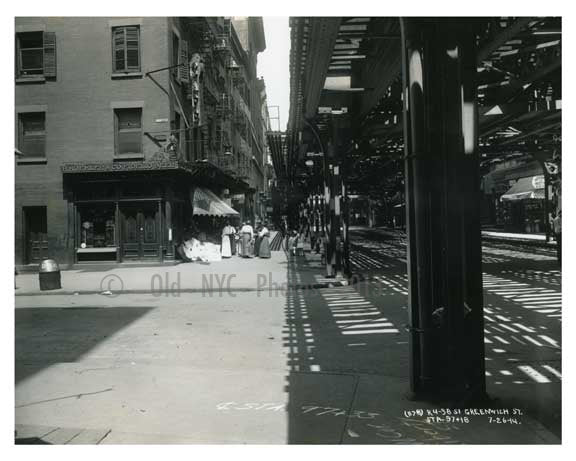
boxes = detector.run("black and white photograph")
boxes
[6,2,571,452]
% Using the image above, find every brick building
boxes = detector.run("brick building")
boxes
[15,17,269,268]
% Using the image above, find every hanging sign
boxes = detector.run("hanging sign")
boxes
[532,175,545,189]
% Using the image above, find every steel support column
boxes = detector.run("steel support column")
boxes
[540,160,551,242]
[323,146,334,277]
[401,18,486,400]
[324,115,351,278]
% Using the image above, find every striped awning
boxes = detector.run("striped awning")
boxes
[192,187,239,216]
[500,176,545,202]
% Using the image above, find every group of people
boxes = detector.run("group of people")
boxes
[178,220,271,262]
[221,221,271,259]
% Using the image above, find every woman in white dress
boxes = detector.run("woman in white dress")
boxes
[221,222,235,258]
[239,221,254,258]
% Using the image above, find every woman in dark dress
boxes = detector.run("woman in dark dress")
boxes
[254,224,262,257]
[258,223,271,258]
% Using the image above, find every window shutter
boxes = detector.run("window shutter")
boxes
[43,32,56,78]
[179,40,189,83]
[112,28,125,72]
[125,27,140,71]
[15,36,20,79]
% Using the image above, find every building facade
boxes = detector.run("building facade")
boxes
[15,17,269,268]
[481,159,550,234]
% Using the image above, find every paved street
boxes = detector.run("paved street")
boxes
[15,228,561,443]
[349,227,562,436]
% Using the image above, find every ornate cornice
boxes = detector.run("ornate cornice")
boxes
[61,157,251,193]
[61,159,181,174]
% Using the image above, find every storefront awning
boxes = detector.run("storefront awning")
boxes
[192,187,239,216]
[500,175,545,202]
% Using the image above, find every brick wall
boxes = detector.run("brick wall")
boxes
[15,17,172,266]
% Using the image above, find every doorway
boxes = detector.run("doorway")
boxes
[23,206,48,264]
[121,203,161,260]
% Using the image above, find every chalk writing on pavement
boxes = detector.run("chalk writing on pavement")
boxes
[215,402,527,443]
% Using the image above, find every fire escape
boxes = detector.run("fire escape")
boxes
[187,18,229,165]
[186,18,253,183]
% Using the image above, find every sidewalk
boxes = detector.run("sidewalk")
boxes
[482,230,556,246]
[15,243,349,297]
[15,247,560,444]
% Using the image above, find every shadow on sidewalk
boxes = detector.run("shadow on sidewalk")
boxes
[15,306,155,384]
[282,252,413,443]
[281,232,561,443]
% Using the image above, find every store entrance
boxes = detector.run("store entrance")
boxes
[121,203,161,261]
[23,206,48,264]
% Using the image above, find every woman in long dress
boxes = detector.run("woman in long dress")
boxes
[288,230,299,257]
[258,224,271,258]
[253,225,262,257]
[239,221,254,258]
[230,223,237,255]
[221,222,235,258]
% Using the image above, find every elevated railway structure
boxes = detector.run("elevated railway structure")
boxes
[270,17,561,401]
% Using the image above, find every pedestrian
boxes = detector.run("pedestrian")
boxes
[258,223,271,258]
[221,220,235,258]
[254,224,263,257]
[288,230,299,257]
[296,231,305,256]
[239,221,254,258]
[313,228,321,254]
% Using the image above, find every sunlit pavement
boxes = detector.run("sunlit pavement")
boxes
[15,229,561,443]
[348,227,561,437]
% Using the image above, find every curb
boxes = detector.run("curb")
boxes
[481,235,556,249]
[14,279,360,297]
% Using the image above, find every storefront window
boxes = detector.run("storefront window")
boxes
[78,205,116,247]
[524,199,545,233]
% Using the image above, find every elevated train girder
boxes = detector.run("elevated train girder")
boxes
[284,16,561,400]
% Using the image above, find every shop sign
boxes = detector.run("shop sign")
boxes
[532,175,545,189]
[232,194,245,204]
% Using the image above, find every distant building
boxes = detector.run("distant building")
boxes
[15,17,269,267]
[481,159,549,234]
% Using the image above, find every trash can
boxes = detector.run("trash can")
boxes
[39,259,61,291]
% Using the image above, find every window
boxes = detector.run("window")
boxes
[115,108,142,155]
[174,112,181,144]
[172,33,180,76]
[112,26,140,73]
[192,127,200,161]
[16,32,57,79]
[18,112,46,158]
[78,205,116,248]
[172,32,189,83]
